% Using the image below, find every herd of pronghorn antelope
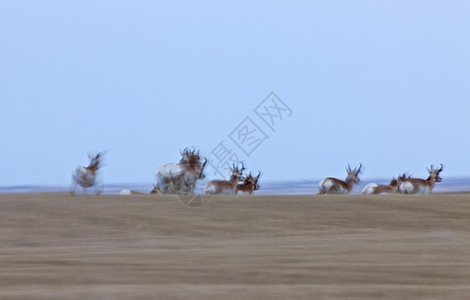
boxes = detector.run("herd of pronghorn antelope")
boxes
[71,148,443,196]
[319,163,444,195]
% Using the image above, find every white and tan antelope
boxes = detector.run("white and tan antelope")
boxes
[155,147,207,194]
[119,185,162,195]
[71,152,105,195]
[362,177,400,195]
[318,164,363,194]
[235,171,261,195]
[398,164,443,194]
[205,163,245,195]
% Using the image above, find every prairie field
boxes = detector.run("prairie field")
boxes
[1,193,470,299]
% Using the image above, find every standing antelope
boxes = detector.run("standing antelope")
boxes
[205,163,245,195]
[71,152,105,195]
[318,164,363,194]
[362,177,400,195]
[398,164,443,194]
[235,171,261,195]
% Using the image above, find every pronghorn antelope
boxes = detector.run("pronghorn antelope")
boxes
[119,185,162,195]
[235,171,261,195]
[71,152,105,195]
[205,163,245,194]
[155,147,207,194]
[398,164,443,194]
[362,177,400,195]
[318,164,363,194]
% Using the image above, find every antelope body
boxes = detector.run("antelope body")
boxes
[119,185,162,195]
[71,152,105,195]
[399,164,443,194]
[318,164,362,194]
[362,178,400,195]
[206,164,245,195]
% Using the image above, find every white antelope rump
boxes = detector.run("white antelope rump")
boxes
[235,171,261,195]
[119,190,146,195]
[398,164,443,194]
[318,164,363,194]
[205,163,245,195]
[154,147,207,194]
[362,177,400,195]
[71,152,105,195]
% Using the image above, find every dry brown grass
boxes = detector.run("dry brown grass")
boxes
[1,193,470,299]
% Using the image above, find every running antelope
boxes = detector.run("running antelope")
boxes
[71,152,105,195]
[362,177,400,195]
[205,163,245,194]
[398,164,443,194]
[155,147,207,194]
[235,171,261,195]
[318,164,363,194]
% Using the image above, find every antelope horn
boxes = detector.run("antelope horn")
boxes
[240,161,245,170]
[191,146,195,153]
[439,163,443,171]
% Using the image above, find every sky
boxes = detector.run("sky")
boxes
[0,0,469,186]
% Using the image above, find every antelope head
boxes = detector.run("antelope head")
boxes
[180,147,203,170]
[346,163,362,183]
[398,173,410,184]
[427,164,443,182]
[230,162,245,182]
[389,177,399,187]
[253,171,261,190]
[87,151,105,172]
[180,146,193,163]
[198,159,207,179]
[242,170,260,187]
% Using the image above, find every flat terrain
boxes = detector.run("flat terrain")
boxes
[1,193,470,299]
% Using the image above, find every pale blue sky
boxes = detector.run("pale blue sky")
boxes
[0,1,469,186]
